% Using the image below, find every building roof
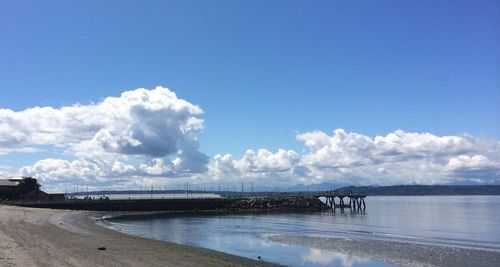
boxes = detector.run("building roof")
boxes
[0,179,19,187]
[7,176,26,181]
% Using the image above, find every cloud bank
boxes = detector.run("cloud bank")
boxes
[1,86,498,190]
[208,129,500,186]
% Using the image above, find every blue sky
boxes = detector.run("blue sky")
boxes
[0,1,499,189]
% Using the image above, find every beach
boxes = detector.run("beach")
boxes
[0,204,277,267]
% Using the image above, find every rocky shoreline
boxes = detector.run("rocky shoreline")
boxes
[226,196,328,211]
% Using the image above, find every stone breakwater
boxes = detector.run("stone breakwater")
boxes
[9,196,329,212]
[226,196,328,211]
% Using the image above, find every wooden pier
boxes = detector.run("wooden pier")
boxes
[322,192,367,211]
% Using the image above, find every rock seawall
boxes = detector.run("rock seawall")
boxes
[227,196,328,211]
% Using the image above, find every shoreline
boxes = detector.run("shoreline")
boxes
[0,204,279,266]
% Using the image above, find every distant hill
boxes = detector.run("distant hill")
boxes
[334,185,500,196]
[285,182,347,192]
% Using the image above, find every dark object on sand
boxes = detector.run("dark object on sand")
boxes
[97,247,106,250]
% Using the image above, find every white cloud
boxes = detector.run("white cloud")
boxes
[0,86,204,158]
[447,155,492,170]
[446,155,500,182]
[0,147,40,155]
[20,158,106,184]
[111,161,137,175]
[139,158,172,176]
[207,129,500,186]
[236,149,299,173]
[2,87,208,180]
[2,85,498,189]
[16,128,500,189]
[295,129,500,185]
[208,149,300,183]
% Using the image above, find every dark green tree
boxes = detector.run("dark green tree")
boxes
[15,177,41,195]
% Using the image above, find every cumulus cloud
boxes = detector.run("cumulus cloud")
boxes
[0,86,204,158]
[295,129,500,185]
[2,87,208,179]
[20,156,197,183]
[3,86,499,189]
[208,149,299,182]
[16,128,500,189]
[446,155,500,182]
[208,129,500,186]
[20,158,106,184]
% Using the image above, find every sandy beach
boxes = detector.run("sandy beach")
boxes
[0,204,277,267]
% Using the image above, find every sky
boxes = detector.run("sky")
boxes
[0,0,499,191]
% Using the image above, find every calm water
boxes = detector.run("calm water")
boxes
[105,196,500,267]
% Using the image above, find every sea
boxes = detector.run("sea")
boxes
[103,196,500,267]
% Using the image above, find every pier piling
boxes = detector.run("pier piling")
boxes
[321,192,366,212]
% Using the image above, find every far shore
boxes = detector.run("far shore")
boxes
[0,204,279,267]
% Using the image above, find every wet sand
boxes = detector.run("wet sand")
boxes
[0,204,277,267]
[270,235,500,267]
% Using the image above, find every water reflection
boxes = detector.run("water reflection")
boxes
[107,215,390,267]
[302,248,368,267]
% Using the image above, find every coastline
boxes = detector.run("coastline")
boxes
[0,204,279,267]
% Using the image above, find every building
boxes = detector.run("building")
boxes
[0,178,20,200]
[0,177,66,201]
[0,177,41,201]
